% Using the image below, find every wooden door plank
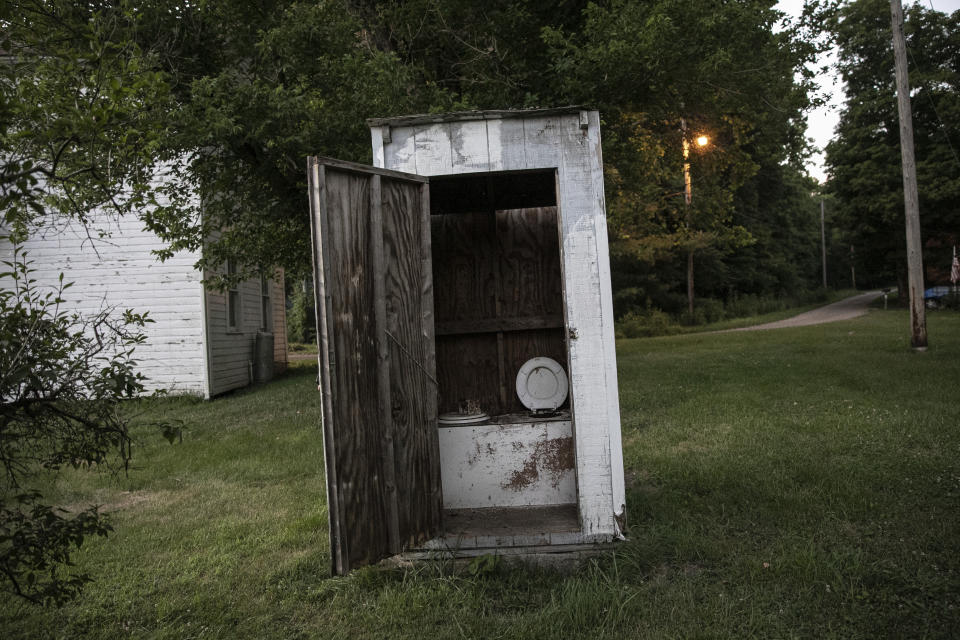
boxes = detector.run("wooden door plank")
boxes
[370,175,402,555]
[419,183,443,529]
[382,176,439,547]
[312,154,428,183]
[308,158,345,575]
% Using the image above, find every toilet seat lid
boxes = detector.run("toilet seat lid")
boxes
[516,357,568,411]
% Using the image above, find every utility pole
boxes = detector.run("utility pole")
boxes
[890,0,927,350]
[820,199,827,288]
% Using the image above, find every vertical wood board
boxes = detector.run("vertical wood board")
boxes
[419,183,444,533]
[370,175,402,555]
[587,111,626,522]
[323,168,388,570]
[307,160,344,574]
[382,177,441,547]
[414,123,452,175]
[384,126,418,173]
[449,120,491,171]
[496,208,563,318]
[496,118,528,171]
[556,113,618,535]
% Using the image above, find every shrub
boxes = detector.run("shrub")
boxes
[938,292,960,311]
[287,282,315,345]
[699,298,726,323]
[617,309,676,338]
[725,293,761,318]
[1,243,173,605]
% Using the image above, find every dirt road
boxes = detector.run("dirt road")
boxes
[721,290,883,332]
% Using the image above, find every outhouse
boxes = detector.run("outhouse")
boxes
[307,107,625,574]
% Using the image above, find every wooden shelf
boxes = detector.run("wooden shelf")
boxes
[435,314,564,336]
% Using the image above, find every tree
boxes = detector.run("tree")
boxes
[2,0,175,603]
[128,0,451,285]
[11,0,830,312]
[0,243,158,604]
[826,0,960,292]
[541,0,824,315]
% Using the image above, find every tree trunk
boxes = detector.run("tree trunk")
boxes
[687,249,694,315]
[897,268,908,302]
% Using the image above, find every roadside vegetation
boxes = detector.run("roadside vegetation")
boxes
[2,308,957,639]
[615,288,858,338]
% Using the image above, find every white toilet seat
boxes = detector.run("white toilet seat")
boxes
[516,357,568,411]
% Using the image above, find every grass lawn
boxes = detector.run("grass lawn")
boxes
[2,308,958,639]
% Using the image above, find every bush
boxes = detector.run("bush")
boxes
[286,282,315,345]
[0,242,173,605]
[699,298,726,323]
[616,309,676,338]
[614,288,843,337]
[937,292,960,311]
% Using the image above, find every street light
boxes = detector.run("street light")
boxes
[681,121,710,205]
[681,119,709,314]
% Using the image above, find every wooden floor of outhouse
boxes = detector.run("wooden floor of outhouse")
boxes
[443,504,578,536]
[418,504,581,550]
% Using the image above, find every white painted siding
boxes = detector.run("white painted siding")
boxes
[204,268,287,396]
[372,109,626,540]
[271,269,288,372]
[1,213,208,396]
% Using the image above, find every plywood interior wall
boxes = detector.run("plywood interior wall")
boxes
[431,171,567,416]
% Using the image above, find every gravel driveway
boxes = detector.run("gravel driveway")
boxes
[720,290,883,332]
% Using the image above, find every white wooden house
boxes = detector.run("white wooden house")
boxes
[1,212,287,398]
[308,107,625,573]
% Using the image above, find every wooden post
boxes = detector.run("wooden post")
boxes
[820,200,827,288]
[890,0,928,349]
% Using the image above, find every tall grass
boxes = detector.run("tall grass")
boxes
[2,310,958,639]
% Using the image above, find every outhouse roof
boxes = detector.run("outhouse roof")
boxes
[366,106,589,128]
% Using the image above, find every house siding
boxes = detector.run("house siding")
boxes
[271,270,289,372]
[204,269,287,396]
[1,213,208,396]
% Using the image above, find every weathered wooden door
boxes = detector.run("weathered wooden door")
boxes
[307,156,441,575]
